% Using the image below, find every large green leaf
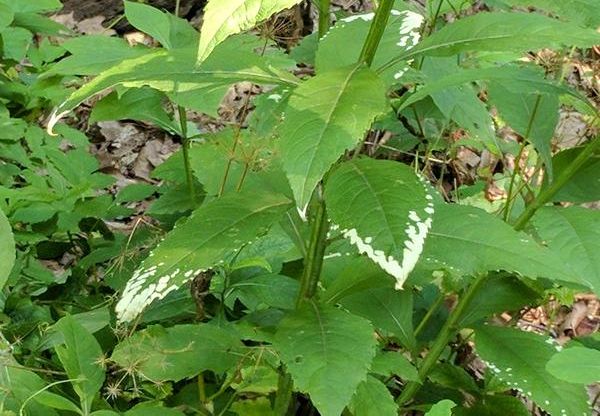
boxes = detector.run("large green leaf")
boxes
[124,1,197,50]
[54,315,105,414]
[548,147,600,203]
[418,204,578,284]
[488,82,558,179]
[0,208,15,289]
[49,37,298,133]
[325,159,435,289]
[340,287,415,350]
[532,206,600,294]
[279,65,386,212]
[115,189,291,323]
[546,346,600,384]
[475,325,591,416]
[273,303,376,416]
[426,400,456,416]
[349,375,398,416]
[491,0,600,27]
[197,0,302,63]
[395,65,589,114]
[316,9,424,83]
[422,57,497,153]
[111,324,244,381]
[380,12,600,69]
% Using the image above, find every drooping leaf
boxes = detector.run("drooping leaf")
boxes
[279,65,387,212]
[547,146,600,203]
[197,0,302,63]
[0,208,15,289]
[532,206,600,295]
[325,159,435,289]
[395,65,588,114]
[380,12,600,69]
[370,351,419,382]
[111,324,244,381]
[46,36,150,76]
[488,82,559,179]
[457,274,541,327]
[349,375,398,416]
[546,346,600,384]
[417,204,578,285]
[49,37,298,133]
[316,9,424,83]
[454,395,530,416]
[115,189,291,323]
[422,57,497,153]
[474,325,591,416]
[489,0,600,28]
[54,315,105,414]
[340,287,415,350]
[124,1,197,50]
[273,303,377,416]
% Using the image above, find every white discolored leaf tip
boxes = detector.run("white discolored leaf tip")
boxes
[46,108,69,136]
[297,205,309,222]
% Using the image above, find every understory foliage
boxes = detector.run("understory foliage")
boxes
[1,0,600,415]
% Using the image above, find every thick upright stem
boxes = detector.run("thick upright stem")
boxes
[317,0,331,38]
[296,190,329,307]
[396,274,488,406]
[178,106,195,201]
[513,136,600,230]
[358,0,395,66]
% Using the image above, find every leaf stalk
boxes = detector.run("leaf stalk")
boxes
[358,0,395,66]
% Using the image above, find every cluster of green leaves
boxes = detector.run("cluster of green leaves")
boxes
[2,0,600,415]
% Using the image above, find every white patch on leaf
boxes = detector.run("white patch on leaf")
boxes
[392,11,424,81]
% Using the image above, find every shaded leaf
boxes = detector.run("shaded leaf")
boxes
[0,208,15,289]
[546,346,600,384]
[349,375,398,416]
[273,303,376,416]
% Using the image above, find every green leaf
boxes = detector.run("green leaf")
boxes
[33,391,82,413]
[124,1,197,50]
[422,57,497,153]
[54,315,105,414]
[384,12,600,65]
[0,208,15,289]
[116,189,291,322]
[340,287,415,350]
[457,274,541,327]
[426,400,456,416]
[488,82,558,179]
[230,274,299,310]
[325,159,435,289]
[7,0,61,13]
[90,88,176,133]
[48,36,150,76]
[279,65,386,211]
[548,147,600,203]
[370,351,419,382]
[491,0,600,28]
[532,206,600,294]
[0,2,14,29]
[418,204,577,285]
[40,307,110,351]
[273,303,377,416]
[395,65,588,114]
[125,404,185,416]
[316,9,424,84]
[546,346,600,384]
[197,0,302,63]
[1,26,32,61]
[454,395,530,416]
[349,375,398,416]
[475,325,591,416]
[111,324,244,381]
[49,37,298,133]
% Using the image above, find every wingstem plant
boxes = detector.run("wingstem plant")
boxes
[4,1,600,415]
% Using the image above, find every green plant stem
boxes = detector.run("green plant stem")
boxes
[175,0,181,17]
[296,190,329,307]
[513,136,600,230]
[274,371,294,415]
[358,0,395,66]
[317,0,332,38]
[396,273,488,407]
[503,94,542,222]
[414,292,444,338]
[177,106,195,202]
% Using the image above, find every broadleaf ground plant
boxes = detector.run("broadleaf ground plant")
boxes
[1,0,600,415]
